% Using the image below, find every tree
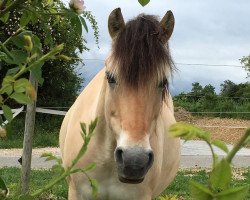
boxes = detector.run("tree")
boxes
[240,55,250,78]
[190,82,203,101]
[0,0,99,196]
[0,1,99,107]
[220,80,250,99]
[201,84,217,110]
[220,80,237,97]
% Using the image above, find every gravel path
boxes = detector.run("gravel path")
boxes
[1,141,249,169]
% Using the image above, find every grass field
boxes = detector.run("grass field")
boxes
[0,114,62,148]
[0,131,59,149]
[0,167,249,199]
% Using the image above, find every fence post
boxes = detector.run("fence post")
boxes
[21,72,38,193]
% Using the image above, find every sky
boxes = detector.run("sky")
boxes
[74,0,250,94]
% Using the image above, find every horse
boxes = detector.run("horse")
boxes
[59,8,180,200]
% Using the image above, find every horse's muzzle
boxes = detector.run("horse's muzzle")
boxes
[114,147,154,184]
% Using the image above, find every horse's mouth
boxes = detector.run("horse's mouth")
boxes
[118,176,144,184]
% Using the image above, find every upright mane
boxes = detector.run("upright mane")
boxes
[111,14,175,88]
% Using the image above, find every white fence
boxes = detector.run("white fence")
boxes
[0,106,249,130]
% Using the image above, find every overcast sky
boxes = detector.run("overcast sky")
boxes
[76,0,250,94]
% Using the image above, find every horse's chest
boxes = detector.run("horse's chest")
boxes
[82,172,148,200]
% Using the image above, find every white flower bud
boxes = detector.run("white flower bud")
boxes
[69,0,85,14]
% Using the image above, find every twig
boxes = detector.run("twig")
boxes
[226,128,250,163]
[0,0,27,17]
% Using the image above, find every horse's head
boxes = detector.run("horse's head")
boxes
[105,8,175,184]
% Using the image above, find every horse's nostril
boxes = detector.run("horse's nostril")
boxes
[148,151,154,167]
[115,147,124,164]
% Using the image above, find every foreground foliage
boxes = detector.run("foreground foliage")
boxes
[170,123,250,200]
[0,167,249,200]
[0,119,97,199]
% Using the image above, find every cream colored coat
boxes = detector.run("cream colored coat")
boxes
[59,68,180,200]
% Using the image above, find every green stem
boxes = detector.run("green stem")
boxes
[0,41,14,59]
[0,0,27,17]
[13,44,64,80]
[226,128,250,163]
[3,27,24,45]
[31,131,93,197]
[207,142,216,168]
[31,167,71,197]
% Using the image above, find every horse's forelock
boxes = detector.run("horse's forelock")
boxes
[111,14,175,89]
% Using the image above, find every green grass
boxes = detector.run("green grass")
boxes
[0,131,59,149]
[0,168,249,200]
[0,167,67,199]
[0,114,62,149]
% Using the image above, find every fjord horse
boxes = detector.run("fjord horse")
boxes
[60,8,180,200]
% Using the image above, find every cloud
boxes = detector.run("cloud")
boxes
[78,0,249,92]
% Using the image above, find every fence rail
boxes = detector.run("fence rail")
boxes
[1,107,249,130]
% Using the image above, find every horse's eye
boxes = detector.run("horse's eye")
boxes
[106,72,117,84]
[159,79,168,90]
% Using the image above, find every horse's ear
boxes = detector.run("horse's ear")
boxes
[108,8,125,39]
[159,10,175,44]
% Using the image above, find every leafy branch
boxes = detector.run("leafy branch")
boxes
[170,123,250,200]
[0,119,98,199]
[29,119,98,199]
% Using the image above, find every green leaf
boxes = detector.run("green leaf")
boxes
[0,176,8,197]
[212,139,229,153]
[89,118,98,135]
[51,164,64,174]
[10,93,32,104]
[0,12,10,23]
[138,0,150,6]
[2,50,28,65]
[44,33,53,46]
[29,62,44,85]
[20,10,32,27]
[2,76,15,85]
[0,84,13,95]
[80,122,87,135]
[169,122,211,142]
[40,152,53,158]
[90,178,98,199]
[31,35,42,55]
[80,16,88,32]
[41,153,56,160]
[45,0,53,6]
[2,105,13,122]
[11,31,33,49]
[29,11,38,25]
[190,181,213,200]
[83,163,96,172]
[1,76,14,95]
[71,16,82,37]
[0,52,7,61]
[216,185,249,200]
[7,67,21,75]
[14,78,30,93]
[209,159,231,190]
